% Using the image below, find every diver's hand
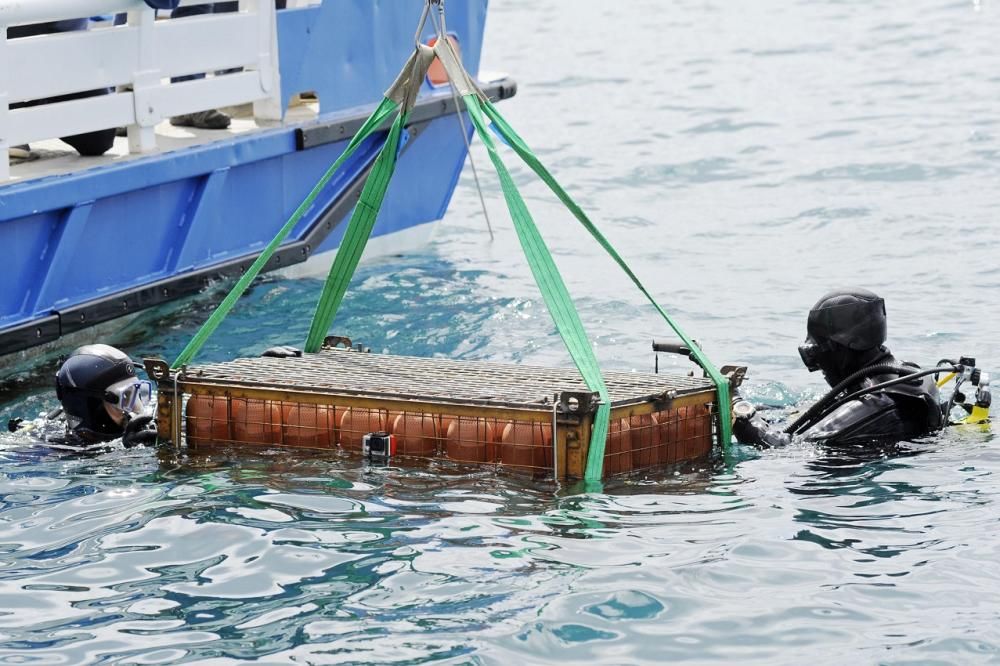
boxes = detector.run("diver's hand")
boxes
[732,413,792,449]
[7,418,23,433]
[122,414,158,447]
[731,400,759,442]
[733,415,761,444]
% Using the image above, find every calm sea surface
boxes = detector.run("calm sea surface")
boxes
[2,0,1000,662]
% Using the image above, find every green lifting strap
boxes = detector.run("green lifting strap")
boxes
[171,44,434,369]
[303,110,408,352]
[303,44,436,353]
[431,36,733,470]
[170,95,399,370]
[478,100,734,454]
[429,38,614,479]
[461,95,612,481]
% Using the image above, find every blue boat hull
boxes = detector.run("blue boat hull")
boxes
[0,1,513,358]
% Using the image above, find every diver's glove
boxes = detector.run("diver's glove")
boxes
[733,414,792,449]
[733,414,763,445]
[122,414,158,447]
[261,345,302,358]
[732,400,760,444]
[732,400,791,448]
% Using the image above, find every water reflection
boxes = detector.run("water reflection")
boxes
[2,0,1000,658]
[0,416,997,661]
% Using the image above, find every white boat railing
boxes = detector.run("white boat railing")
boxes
[0,0,283,181]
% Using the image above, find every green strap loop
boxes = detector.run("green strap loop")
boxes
[171,96,399,369]
[303,110,409,352]
[303,45,435,353]
[478,99,733,457]
[462,94,612,480]
[435,37,733,470]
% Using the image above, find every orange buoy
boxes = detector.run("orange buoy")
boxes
[684,404,713,459]
[282,403,336,449]
[499,421,552,472]
[668,405,711,460]
[338,408,388,451]
[604,418,631,476]
[627,413,656,470]
[425,35,461,87]
[651,410,677,465]
[231,398,283,445]
[445,418,494,463]
[185,394,231,445]
[438,415,456,439]
[390,412,439,457]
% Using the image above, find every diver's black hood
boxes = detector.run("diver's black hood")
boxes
[55,344,135,439]
[801,288,890,387]
[806,288,887,351]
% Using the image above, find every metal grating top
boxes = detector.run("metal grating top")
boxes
[181,348,716,410]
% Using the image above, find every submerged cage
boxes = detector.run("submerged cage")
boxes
[147,340,719,479]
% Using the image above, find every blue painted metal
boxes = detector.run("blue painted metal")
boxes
[320,114,475,254]
[0,1,493,352]
[169,167,230,273]
[29,202,95,316]
[276,1,486,114]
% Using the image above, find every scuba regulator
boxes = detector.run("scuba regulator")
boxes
[937,357,991,426]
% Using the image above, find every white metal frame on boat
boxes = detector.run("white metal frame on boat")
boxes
[0,0,284,181]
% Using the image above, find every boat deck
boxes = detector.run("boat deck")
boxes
[6,99,319,185]
[6,70,510,186]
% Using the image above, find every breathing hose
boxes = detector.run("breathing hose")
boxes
[784,363,922,435]
[796,366,961,435]
[838,366,958,407]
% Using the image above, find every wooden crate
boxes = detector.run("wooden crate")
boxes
[147,345,718,479]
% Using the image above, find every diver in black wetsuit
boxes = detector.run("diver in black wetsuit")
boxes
[7,345,159,448]
[734,289,943,448]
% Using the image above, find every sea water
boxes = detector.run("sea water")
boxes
[1,0,999,662]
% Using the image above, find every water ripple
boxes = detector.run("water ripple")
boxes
[2,0,1000,661]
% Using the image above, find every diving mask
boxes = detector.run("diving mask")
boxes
[102,378,154,417]
[798,341,824,372]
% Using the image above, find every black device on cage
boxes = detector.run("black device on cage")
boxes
[362,432,397,461]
